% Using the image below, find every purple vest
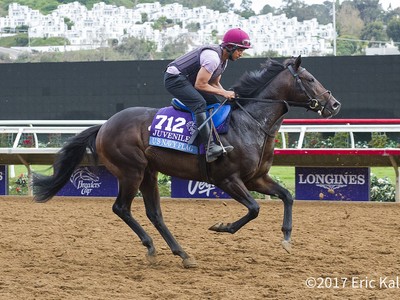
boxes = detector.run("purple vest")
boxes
[168,45,226,85]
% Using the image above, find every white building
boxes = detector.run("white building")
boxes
[0,1,336,57]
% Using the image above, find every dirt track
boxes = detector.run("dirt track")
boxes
[1,196,400,299]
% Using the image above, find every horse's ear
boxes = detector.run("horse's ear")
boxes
[294,55,302,70]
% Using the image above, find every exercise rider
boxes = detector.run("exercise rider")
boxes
[164,28,252,162]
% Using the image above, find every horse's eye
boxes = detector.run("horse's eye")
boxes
[308,77,315,83]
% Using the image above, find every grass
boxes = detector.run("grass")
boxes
[10,165,52,177]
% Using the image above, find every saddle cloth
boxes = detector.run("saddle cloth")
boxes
[149,99,231,154]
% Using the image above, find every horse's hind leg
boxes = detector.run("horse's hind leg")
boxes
[112,177,157,260]
[140,169,197,268]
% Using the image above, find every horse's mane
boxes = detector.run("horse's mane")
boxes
[232,58,294,98]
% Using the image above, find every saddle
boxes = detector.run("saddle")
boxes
[148,98,231,155]
[171,98,231,132]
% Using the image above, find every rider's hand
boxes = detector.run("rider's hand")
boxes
[224,90,236,100]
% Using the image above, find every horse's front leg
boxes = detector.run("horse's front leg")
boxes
[209,178,260,234]
[247,174,293,253]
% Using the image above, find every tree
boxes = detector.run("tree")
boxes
[308,3,332,25]
[360,21,387,46]
[141,13,148,23]
[113,37,157,60]
[235,0,255,19]
[63,17,74,30]
[14,35,28,46]
[152,16,174,30]
[336,35,363,55]
[157,36,188,60]
[352,0,383,23]
[159,0,231,13]
[260,5,276,15]
[293,4,329,23]
[185,22,200,32]
[277,1,332,23]
[279,0,305,20]
[387,18,400,50]
[336,1,364,37]
[382,7,400,24]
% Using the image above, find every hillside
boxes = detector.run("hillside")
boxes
[0,0,231,16]
[0,1,137,15]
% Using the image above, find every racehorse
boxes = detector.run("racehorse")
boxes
[32,55,341,268]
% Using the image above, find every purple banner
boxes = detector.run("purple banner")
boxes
[171,177,232,199]
[0,165,7,195]
[295,167,370,201]
[57,166,118,197]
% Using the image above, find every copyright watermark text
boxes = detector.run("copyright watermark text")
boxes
[305,276,400,289]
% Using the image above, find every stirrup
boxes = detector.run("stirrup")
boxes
[205,144,232,162]
[221,144,234,154]
[205,142,223,163]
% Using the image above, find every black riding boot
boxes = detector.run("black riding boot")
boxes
[195,112,233,163]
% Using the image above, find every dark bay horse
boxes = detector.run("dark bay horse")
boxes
[32,55,341,268]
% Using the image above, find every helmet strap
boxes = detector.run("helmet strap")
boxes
[226,45,238,61]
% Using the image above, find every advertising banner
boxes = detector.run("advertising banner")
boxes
[0,165,7,195]
[57,166,118,197]
[295,167,370,201]
[171,177,232,199]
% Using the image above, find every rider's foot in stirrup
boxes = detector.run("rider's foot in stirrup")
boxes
[206,142,224,162]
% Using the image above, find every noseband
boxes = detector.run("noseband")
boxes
[287,64,331,115]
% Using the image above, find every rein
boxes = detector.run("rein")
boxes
[287,64,332,113]
[231,61,335,138]
[232,96,311,109]
[233,99,272,137]
[233,64,332,115]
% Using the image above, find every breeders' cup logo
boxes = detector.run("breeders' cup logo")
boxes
[70,167,101,196]
[186,121,196,135]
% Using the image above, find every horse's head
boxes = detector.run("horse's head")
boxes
[279,56,341,118]
[233,55,341,119]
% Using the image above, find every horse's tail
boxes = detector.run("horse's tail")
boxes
[32,124,102,202]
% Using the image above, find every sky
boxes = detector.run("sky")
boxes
[234,1,400,14]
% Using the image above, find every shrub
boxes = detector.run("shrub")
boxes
[370,173,395,202]
[369,132,388,148]
[9,173,29,195]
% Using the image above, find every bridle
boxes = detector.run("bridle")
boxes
[286,64,332,115]
[232,63,337,135]
[233,64,333,113]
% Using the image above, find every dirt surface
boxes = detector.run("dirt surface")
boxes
[1,196,400,299]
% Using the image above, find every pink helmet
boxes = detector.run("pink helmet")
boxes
[222,28,251,49]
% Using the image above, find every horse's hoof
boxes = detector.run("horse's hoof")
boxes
[183,257,198,268]
[209,222,223,231]
[146,253,158,265]
[281,240,292,254]
[209,222,232,232]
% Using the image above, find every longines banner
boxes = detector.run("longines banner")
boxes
[57,166,118,197]
[171,177,232,199]
[0,165,7,195]
[295,167,370,201]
